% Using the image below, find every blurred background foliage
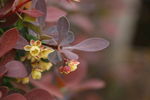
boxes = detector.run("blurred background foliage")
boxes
[46,0,150,100]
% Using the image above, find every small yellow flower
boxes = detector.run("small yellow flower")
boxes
[16,77,29,84]
[24,40,42,57]
[39,60,53,71]
[68,60,80,72]
[21,77,29,84]
[31,70,42,80]
[39,48,54,59]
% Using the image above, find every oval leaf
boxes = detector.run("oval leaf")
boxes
[61,50,78,60]
[64,38,109,52]
[14,35,28,49]
[0,28,19,57]
[60,31,74,46]
[48,51,62,64]
[2,93,26,100]
[5,60,27,78]
[20,9,44,18]
[25,88,52,100]
[35,0,47,26]
[57,16,70,43]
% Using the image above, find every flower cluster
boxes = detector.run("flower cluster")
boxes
[59,60,80,74]
[17,40,54,83]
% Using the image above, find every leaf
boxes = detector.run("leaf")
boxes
[0,28,19,58]
[25,88,52,100]
[2,93,26,100]
[0,86,8,98]
[60,31,74,46]
[46,7,67,23]
[40,35,52,40]
[61,50,78,60]
[20,9,44,18]
[30,74,63,99]
[48,51,62,64]
[0,0,15,17]
[14,35,28,50]
[44,26,58,36]
[76,79,105,91]
[64,38,109,52]
[5,60,28,78]
[57,16,70,43]
[24,22,41,33]
[0,66,7,77]
[35,0,47,26]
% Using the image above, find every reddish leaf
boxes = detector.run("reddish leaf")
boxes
[14,35,28,50]
[25,88,52,100]
[0,66,7,77]
[0,28,19,57]
[46,7,67,23]
[0,14,18,28]
[2,93,26,100]
[5,60,27,78]
[75,79,105,91]
[20,9,44,18]
[0,0,15,17]
[0,86,8,98]
[0,50,15,66]
[30,74,63,99]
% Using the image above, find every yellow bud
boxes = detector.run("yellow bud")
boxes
[31,70,42,80]
[22,77,29,84]
[39,61,52,71]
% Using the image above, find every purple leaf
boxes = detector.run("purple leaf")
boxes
[35,0,47,26]
[44,26,58,36]
[60,31,74,46]
[64,38,109,52]
[5,60,27,78]
[14,35,28,50]
[61,50,78,60]
[48,51,62,64]
[57,16,70,43]
[25,88,52,100]
[2,93,26,100]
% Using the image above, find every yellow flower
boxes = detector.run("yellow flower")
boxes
[24,40,42,57]
[21,77,29,84]
[31,70,42,80]
[16,77,29,84]
[68,60,80,72]
[39,60,53,71]
[39,48,54,59]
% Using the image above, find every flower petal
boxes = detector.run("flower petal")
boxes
[24,45,31,51]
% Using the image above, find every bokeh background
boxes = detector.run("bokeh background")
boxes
[47,0,150,100]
